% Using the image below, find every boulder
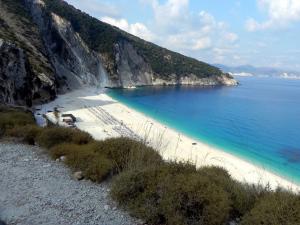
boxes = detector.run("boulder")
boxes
[73,171,83,180]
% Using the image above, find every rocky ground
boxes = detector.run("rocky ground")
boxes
[0,142,140,225]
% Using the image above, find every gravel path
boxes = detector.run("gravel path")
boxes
[0,143,139,225]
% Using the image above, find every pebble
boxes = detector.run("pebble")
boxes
[73,171,84,180]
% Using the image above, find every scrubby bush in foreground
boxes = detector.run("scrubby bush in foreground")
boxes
[240,191,300,225]
[50,138,163,182]
[92,138,163,172]
[6,125,42,145]
[198,166,269,217]
[111,163,232,225]
[36,127,92,148]
[0,107,35,137]
[111,164,277,225]
[50,143,113,182]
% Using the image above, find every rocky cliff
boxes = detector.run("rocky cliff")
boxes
[0,40,32,105]
[0,0,56,105]
[0,0,237,106]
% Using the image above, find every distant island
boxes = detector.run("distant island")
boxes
[215,64,300,79]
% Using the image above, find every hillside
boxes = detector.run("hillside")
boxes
[43,0,224,79]
[0,0,237,106]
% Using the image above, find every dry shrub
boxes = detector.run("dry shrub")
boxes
[93,137,163,172]
[240,190,300,225]
[84,156,113,182]
[49,138,162,183]
[6,125,42,145]
[111,162,231,225]
[37,127,92,148]
[50,143,113,182]
[162,174,231,225]
[0,110,35,137]
[198,166,267,218]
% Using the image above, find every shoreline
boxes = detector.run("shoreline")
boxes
[107,91,300,184]
[36,87,300,192]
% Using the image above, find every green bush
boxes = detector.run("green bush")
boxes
[111,163,232,225]
[93,138,163,172]
[198,167,266,217]
[6,125,42,145]
[240,191,300,225]
[36,127,92,148]
[111,164,180,225]
[228,182,269,217]
[84,156,113,182]
[50,143,96,167]
[0,110,35,137]
[50,143,113,182]
[162,173,231,225]
[49,138,162,182]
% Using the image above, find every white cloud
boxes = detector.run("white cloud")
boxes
[101,17,154,41]
[101,17,128,30]
[246,0,300,31]
[224,32,239,42]
[193,37,212,50]
[245,18,260,31]
[163,33,212,51]
[146,1,238,52]
[151,0,189,22]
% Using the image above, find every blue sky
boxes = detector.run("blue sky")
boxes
[65,0,300,70]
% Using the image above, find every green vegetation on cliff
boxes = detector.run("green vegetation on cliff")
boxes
[1,106,300,225]
[43,0,224,78]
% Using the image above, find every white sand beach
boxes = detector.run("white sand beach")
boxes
[36,87,300,192]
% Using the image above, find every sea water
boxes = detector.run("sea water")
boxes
[108,77,300,183]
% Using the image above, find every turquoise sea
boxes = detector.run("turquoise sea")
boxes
[107,77,300,183]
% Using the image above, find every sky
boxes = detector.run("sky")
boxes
[64,0,300,70]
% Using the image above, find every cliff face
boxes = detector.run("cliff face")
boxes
[26,0,109,90]
[0,0,56,105]
[0,0,237,106]
[0,40,32,105]
[112,40,154,87]
[26,0,155,88]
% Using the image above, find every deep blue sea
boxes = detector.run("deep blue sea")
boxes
[107,77,300,183]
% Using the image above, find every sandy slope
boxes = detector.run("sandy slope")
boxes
[36,87,300,192]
